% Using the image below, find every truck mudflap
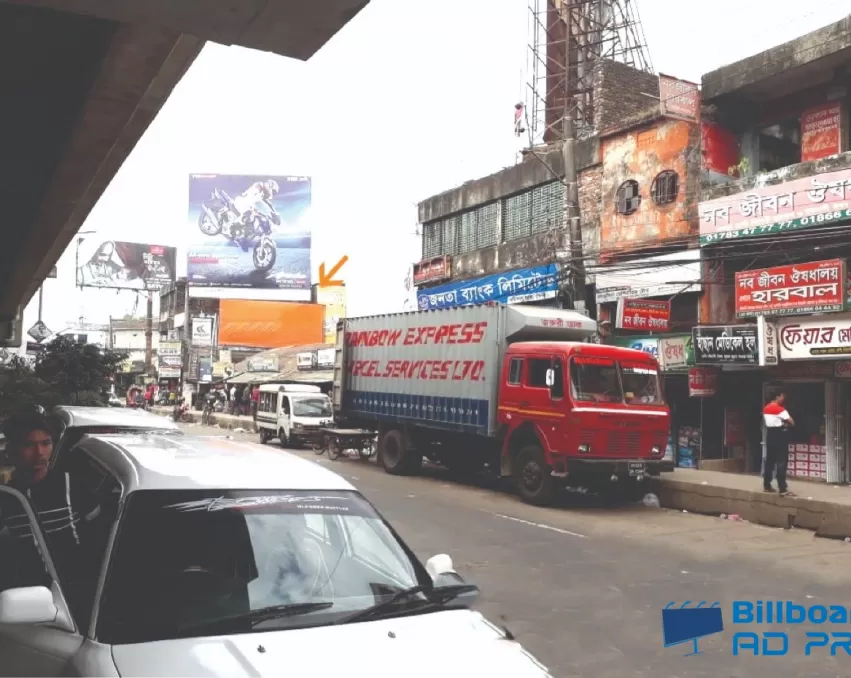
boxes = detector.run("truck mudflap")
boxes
[560,458,674,479]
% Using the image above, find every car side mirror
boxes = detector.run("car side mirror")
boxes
[545,369,555,387]
[0,586,58,625]
[425,554,465,587]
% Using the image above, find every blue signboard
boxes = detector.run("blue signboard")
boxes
[417,264,560,311]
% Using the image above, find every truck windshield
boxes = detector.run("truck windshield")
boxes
[571,357,622,403]
[620,362,663,405]
[570,357,663,405]
[291,396,332,418]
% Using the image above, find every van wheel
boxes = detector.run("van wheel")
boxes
[514,444,555,506]
[379,429,422,476]
[279,428,289,447]
[259,430,271,444]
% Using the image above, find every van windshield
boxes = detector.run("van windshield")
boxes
[570,357,663,405]
[291,396,332,418]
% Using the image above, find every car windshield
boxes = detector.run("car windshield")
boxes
[570,357,663,405]
[97,489,434,644]
[291,396,332,418]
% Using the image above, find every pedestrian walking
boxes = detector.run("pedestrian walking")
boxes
[763,390,796,496]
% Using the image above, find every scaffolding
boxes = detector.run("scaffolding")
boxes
[526,0,654,145]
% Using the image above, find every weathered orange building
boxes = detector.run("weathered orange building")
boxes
[599,115,701,257]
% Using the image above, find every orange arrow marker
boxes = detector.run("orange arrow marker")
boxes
[318,255,348,287]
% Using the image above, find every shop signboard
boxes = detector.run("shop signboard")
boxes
[594,250,702,304]
[191,316,214,348]
[688,367,719,397]
[658,335,694,371]
[777,313,851,360]
[801,102,841,163]
[413,256,451,285]
[247,355,278,372]
[159,340,182,357]
[692,325,759,365]
[735,259,845,318]
[615,298,671,331]
[198,357,212,382]
[416,264,560,311]
[699,166,851,246]
[297,348,334,370]
[610,336,659,361]
[187,349,200,382]
[757,316,779,366]
[658,74,700,123]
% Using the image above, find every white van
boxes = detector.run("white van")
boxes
[256,383,334,447]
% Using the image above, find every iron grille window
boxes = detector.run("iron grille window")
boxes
[442,215,460,256]
[530,181,564,234]
[616,179,641,215]
[475,202,500,249]
[422,221,443,259]
[503,190,532,241]
[651,170,679,206]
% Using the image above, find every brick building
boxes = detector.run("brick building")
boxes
[413,60,696,317]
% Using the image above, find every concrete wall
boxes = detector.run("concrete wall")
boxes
[702,16,851,102]
[600,118,701,256]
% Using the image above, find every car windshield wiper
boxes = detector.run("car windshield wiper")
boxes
[336,583,479,625]
[177,601,334,633]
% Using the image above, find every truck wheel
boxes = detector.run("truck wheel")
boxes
[379,429,421,476]
[514,444,555,506]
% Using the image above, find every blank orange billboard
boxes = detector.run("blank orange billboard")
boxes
[218,300,323,349]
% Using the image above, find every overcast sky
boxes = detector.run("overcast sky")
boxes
[25,0,851,340]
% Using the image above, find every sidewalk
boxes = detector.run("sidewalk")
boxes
[151,406,257,431]
[653,468,851,540]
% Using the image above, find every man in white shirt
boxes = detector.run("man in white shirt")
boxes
[763,391,795,495]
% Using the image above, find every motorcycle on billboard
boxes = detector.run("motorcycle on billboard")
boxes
[197,180,280,274]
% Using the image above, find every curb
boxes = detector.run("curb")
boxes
[652,476,851,540]
[151,408,257,432]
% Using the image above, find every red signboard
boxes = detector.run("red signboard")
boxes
[688,367,719,397]
[616,298,671,332]
[658,74,700,123]
[801,102,841,163]
[735,259,845,319]
[413,256,450,285]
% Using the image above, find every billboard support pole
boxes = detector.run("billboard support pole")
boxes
[37,285,44,323]
[145,291,154,376]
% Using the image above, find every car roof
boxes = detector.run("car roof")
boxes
[53,406,181,431]
[80,433,356,494]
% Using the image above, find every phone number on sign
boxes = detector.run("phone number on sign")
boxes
[701,209,851,245]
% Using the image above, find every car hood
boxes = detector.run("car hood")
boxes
[111,609,551,677]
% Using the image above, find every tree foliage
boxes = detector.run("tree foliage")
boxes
[0,337,128,415]
[34,336,128,403]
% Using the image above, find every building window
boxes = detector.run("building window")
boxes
[651,170,679,206]
[616,180,641,215]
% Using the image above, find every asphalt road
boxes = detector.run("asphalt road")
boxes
[182,422,851,678]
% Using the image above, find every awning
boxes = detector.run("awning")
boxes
[285,370,334,383]
[225,371,278,384]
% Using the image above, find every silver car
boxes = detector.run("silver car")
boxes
[0,434,550,677]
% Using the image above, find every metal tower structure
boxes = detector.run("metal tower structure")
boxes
[526,0,654,145]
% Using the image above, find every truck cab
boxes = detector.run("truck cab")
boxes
[256,384,334,447]
[498,342,671,503]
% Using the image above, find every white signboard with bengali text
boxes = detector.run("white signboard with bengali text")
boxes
[777,313,851,361]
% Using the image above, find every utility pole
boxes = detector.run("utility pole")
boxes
[562,19,587,315]
[144,291,153,375]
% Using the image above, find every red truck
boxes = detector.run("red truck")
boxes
[332,304,672,505]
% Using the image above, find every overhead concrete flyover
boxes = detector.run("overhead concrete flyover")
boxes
[0,0,368,344]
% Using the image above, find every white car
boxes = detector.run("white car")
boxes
[0,434,551,677]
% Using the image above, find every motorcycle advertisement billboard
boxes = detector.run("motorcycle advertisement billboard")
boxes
[76,239,176,291]
[187,174,312,290]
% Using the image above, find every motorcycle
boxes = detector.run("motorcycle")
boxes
[198,188,278,274]
[173,401,191,423]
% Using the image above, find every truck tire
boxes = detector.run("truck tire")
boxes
[514,444,555,506]
[379,429,421,476]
